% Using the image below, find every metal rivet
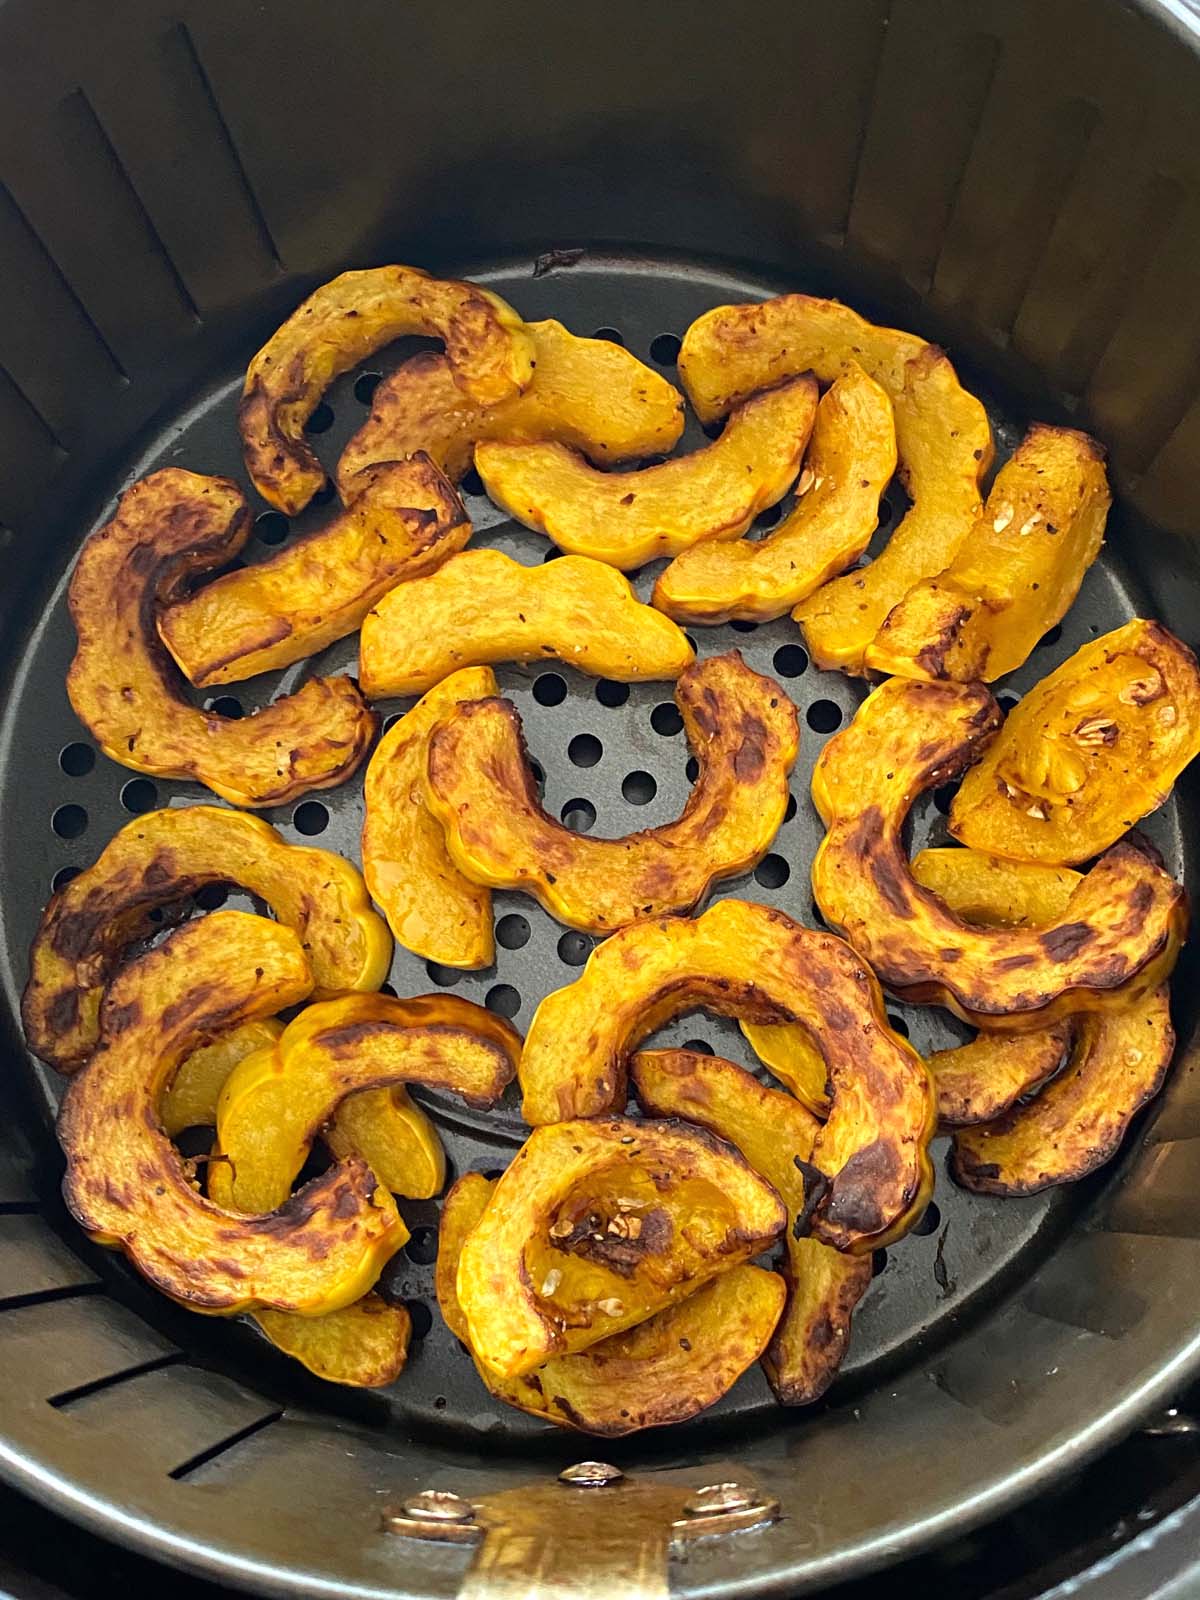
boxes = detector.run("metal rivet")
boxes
[684,1482,756,1517]
[399,1490,476,1523]
[559,1461,624,1487]
[1143,1408,1200,1437]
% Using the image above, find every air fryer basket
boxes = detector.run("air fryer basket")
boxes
[2,1,1200,1596]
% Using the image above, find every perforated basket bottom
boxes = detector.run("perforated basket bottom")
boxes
[0,253,1189,1449]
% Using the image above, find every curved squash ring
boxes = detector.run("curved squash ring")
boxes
[811,677,1187,1028]
[518,898,934,1254]
[951,620,1200,865]
[337,319,685,488]
[65,468,376,807]
[474,375,818,570]
[359,549,694,697]
[23,804,392,1073]
[253,1297,411,1389]
[58,912,406,1314]
[209,992,519,1215]
[631,1050,872,1405]
[161,1019,283,1136]
[159,456,470,687]
[437,1173,783,1433]
[866,425,1110,682]
[652,365,896,623]
[240,265,534,514]
[361,667,497,968]
[425,652,798,933]
[456,1117,786,1379]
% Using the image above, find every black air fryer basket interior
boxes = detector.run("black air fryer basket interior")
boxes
[3,2,1200,1596]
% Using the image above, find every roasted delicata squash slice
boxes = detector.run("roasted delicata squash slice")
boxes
[631,1050,872,1404]
[474,374,818,570]
[58,912,406,1314]
[161,1019,283,1136]
[23,804,391,1073]
[240,265,534,514]
[437,1173,782,1433]
[866,426,1111,682]
[359,549,693,697]
[676,294,992,672]
[811,677,1187,1028]
[253,1296,411,1389]
[337,318,685,488]
[425,652,798,933]
[159,456,470,687]
[66,469,376,807]
[519,899,934,1253]
[455,1117,786,1379]
[652,365,896,624]
[210,992,518,1214]
[951,620,1200,865]
[361,667,497,967]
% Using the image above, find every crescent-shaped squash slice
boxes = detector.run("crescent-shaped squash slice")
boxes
[337,319,685,488]
[322,1085,445,1201]
[437,1173,782,1433]
[631,1050,872,1405]
[425,652,798,933]
[159,456,470,687]
[253,1297,411,1389]
[209,993,518,1214]
[23,804,392,1073]
[675,295,992,673]
[65,468,376,807]
[519,899,934,1254]
[455,1117,786,1379]
[361,667,497,967]
[161,1019,283,1136]
[950,620,1200,865]
[811,677,1187,1028]
[652,365,896,624]
[866,426,1110,682]
[474,375,818,570]
[359,549,693,697]
[58,912,406,1314]
[240,265,534,514]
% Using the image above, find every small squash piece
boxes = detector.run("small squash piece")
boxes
[58,912,406,1314]
[456,1117,786,1379]
[337,318,685,487]
[65,468,376,807]
[361,667,497,967]
[950,620,1200,865]
[519,898,934,1254]
[359,549,693,697]
[631,1050,872,1404]
[425,652,798,933]
[23,804,392,1072]
[323,1087,445,1201]
[159,456,470,687]
[474,375,818,570]
[652,365,896,623]
[253,1297,411,1389]
[812,677,1187,1028]
[240,265,534,514]
[161,1019,283,1136]
[866,426,1111,682]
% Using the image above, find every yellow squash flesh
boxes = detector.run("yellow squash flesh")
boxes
[161,1019,283,1136]
[253,1297,411,1389]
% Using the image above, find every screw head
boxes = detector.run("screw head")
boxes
[400,1490,475,1523]
[684,1482,755,1517]
[559,1461,624,1488]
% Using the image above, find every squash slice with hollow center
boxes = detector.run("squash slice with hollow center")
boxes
[23,803,392,1073]
[425,652,798,933]
[65,468,376,808]
[437,1173,782,1433]
[519,898,934,1254]
[361,667,497,967]
[159,456,470,687]
[811,677,1187,1028]
[359,549,694,697]
[950,620,1200,865]
[161,1019,284,1136]
[240,265,534,514]
[866,426,1111,682]
[58,912,406,1314]
[652,365,896,623]
[337,318,685,488]
[253,1297,411,1389]
[455,1117,786,1379]
[210,992,518,1215]
[474,374,817,570]
[631,1050,872,1405]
